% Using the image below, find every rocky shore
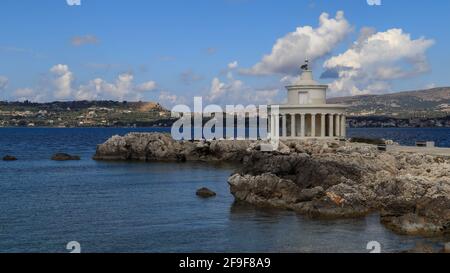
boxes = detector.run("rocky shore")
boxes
[94,133,450,237]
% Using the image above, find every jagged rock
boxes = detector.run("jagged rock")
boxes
[3,155,17,161]
[196,188,216,198]
[230,141,449,233]
[277,142,291,154]
[93,133,253,162]
[94,132,450,236]
[51,153,80,161]
[381,196,450,236]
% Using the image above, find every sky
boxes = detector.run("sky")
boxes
[0,0,449,107]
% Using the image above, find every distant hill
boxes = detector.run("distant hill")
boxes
[328,87,450,118]
[0,100,168,112]
[0,100,171,128]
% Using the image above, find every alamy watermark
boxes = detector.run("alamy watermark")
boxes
[170,97,280,149]
[367,0,382,6]
[65,1,381,7]
[367,241,382,253]
[66,241,81,253]
[66,0,81,6]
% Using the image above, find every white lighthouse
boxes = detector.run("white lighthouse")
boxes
[269,60,348,139]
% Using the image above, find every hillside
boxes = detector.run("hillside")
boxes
[328,87,450,118]
[0,100,171,127]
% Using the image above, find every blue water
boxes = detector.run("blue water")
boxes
[0,127,448,253]
[348,128,450,147]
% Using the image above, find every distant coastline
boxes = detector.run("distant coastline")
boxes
[0,117,449,129]
[1,99,449,128]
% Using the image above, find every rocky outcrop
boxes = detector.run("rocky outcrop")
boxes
[51,153,81,161]
[3,155,17,161]
[94,133,450,236]
[93,133,252,162]
[196,188,217,198]
[229,140,450,236]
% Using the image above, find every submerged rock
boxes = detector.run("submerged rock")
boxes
[196,188,217,198]
[51,153,81,161]
[381,196,450,236]
[2,155,17,161]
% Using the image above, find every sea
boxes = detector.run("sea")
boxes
[0,127,448,253]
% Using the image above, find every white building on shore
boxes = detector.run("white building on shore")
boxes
[269,60,348,140]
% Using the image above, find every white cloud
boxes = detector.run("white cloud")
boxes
[75,73,157,101]
[50,64,74,99]
[207,72,279,105]
[323,28,435,96]
[158,91,187,107]
[13,88,46,102]
[135,81,157,92]
[0,76,8,91]
[159,91,178,104]
[242,11,351,76]
[48,64,158,101]
[228,61,239,70]
[75,78,104,101]
[208,74,243,103]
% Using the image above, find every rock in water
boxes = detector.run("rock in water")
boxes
[51,153,81,161]
[94,132,450,236]
[196,188,216,198]
[3,155,17,161]
[444,243,450,253]
[93,132,252,162]
[229,140,450,234]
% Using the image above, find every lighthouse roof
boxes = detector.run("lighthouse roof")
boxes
[294,69,319,85]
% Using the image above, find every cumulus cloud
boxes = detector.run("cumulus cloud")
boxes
[323,28,435,96]
[51,64,74,99]
[0,76,8,91]
[46,64,157,101]
[208,72,243,103]
[71,35,99,46]
[75,73,157,101]
[207,72,279,105]
[242,11,351,76]
[158,91,181,105]
[228,61,239,70]
[135,81,157,92]
[13,88,46,102]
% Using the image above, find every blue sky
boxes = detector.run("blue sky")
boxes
[0,0,449,106]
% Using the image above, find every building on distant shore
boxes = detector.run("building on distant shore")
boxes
[269,60,348,139]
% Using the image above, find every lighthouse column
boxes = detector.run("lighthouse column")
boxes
[341,115,346,138]
[335,114,341,137]
[300,114,305,138]
[329,114,334,137]
[290,114,296,138]
[321,113,326,138]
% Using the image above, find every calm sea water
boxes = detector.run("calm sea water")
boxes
[0,127,448,253]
